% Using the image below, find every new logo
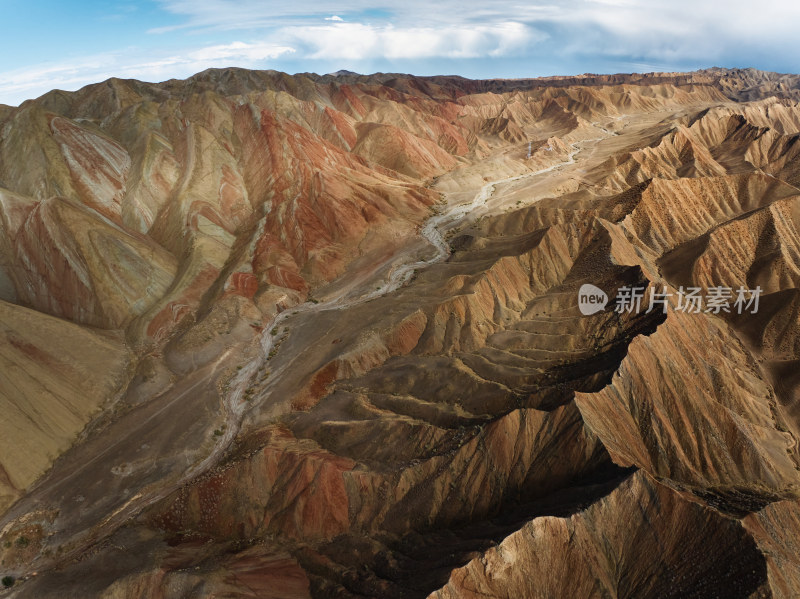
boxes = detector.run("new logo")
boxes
[578,284,608,315]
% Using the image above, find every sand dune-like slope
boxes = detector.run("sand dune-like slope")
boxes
[0,301,130,513]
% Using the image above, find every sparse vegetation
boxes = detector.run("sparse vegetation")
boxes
[1,576,13,588]
[14,536,28,548]
[213,429,223,437]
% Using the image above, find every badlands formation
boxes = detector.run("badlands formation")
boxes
[0,67,799,596]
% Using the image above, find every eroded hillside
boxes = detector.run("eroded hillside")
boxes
[0,68,799,597]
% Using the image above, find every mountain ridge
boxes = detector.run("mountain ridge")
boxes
[1,66,800,597]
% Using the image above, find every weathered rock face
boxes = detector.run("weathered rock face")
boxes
[576,306,800,512]
[430,471,767,599]
[4,67,800,598]
[10,196,177,329]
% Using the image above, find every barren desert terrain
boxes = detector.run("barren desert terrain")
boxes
[0,67,800,597]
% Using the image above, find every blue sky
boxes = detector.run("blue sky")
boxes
[1,0,799,106]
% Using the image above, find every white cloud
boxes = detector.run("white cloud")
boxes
[282,21,538,60]
[186,41,294,62]
[324,15,343,21]
[149,0,800,66]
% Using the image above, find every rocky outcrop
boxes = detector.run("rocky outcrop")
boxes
[430,471,766,599]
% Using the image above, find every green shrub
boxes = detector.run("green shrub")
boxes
[2,576,14,587]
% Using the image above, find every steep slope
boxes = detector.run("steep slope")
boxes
[0,300,130,513]
[431,471,766,599]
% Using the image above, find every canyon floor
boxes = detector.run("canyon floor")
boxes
[1,68,800,597]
